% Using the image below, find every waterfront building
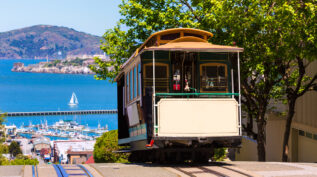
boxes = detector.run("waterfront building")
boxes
[4,125,17,138]
[66,54,109,61]
[53,140,95,164]
[33,136,51,154]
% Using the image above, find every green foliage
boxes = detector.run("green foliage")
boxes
[10,155,39,165]
[93,130,129,163]
[0,154,39,166]
[0,144,9,154]
[213,148,227,161]
[90,25,136,82]
[0,112,6,142]
[0,155,9,165]
[94,0,316,161]
[0,112,6,126]
[53,60,61,66]
[9,141,22,157]
[44,58,86,68]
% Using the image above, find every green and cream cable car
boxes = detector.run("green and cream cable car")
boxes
[115,28,243,162]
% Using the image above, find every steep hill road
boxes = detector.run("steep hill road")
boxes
[2,162,317,177]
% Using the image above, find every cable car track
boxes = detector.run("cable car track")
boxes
[170,165,255,177]
[32,165,39,177]
[53,164,93,177]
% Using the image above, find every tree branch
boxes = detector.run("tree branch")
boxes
[294,56,306,95]
[179,0,202,22]
[298,74,317,97]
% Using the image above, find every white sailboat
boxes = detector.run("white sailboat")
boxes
[68,92,79,106]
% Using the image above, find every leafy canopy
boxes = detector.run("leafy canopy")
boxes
[93,0,316,161]
[93,130,129,163]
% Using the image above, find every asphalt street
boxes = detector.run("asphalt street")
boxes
[1,162,317,177]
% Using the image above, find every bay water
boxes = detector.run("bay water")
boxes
[0,59,118,137]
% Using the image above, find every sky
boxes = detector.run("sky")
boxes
[0,0,122,36]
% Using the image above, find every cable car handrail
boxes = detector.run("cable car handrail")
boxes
[155,93,239,96]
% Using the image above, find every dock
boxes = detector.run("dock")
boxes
[1,109,117,117]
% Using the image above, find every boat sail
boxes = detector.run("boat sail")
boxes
[68,92,79,106]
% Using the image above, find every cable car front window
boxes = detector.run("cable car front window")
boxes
[200,63,228,92]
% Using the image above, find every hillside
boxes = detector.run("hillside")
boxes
[0,25,103,59]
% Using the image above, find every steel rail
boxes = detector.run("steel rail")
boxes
[53,164,64,177]
[78,164,94,177]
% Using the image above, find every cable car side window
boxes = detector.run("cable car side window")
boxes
[138,63,141,97]
[200,63,228,92]
[143,63,169,95]
[130,70,133,101]
[134,66,137,99]
[125,72,130,104]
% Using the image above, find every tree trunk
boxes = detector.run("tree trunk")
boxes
[257,118,266,161]
[282,98,296,162]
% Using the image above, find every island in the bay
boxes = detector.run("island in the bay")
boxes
[11,55,108,74]
[0,25,110,74]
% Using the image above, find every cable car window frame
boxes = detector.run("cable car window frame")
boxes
[126,72,129,104]
[138,63,141,97]
[134,66,137,99]
[200,63,228,93]
[143,63,169,96]
[129,70,133,101]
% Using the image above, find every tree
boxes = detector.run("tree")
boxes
[0,112,6,142]
[93,130,129,163]
[278,1,317,162]
[93,0,315,161]
[9,141,22,157]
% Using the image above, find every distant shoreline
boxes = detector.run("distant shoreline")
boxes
[11,58,96,75]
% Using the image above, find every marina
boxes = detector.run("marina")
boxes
[14,119,109,140]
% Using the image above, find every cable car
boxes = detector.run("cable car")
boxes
[115,28,243,162]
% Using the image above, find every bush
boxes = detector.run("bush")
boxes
[93,130,129,163]
[213,148,227,161]
[0,154,38,166]
[0,155,9,165]
[10,157,39,165]
[0,144,9,154]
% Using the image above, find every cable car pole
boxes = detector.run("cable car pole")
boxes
[153,50,157,136]
[237,52,242,136]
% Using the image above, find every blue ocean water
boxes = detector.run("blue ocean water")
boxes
[0,59,117,130]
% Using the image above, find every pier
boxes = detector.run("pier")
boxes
[1,109,117,117]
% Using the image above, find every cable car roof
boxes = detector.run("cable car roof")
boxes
[144,36,244,52]
[116,28,243,81]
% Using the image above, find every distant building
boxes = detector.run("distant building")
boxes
[4,125,17,138]
[67,149,93,164]
[53,140,95,164]
[66,54,109,61]
[82,59,95,66]
[33,136,51,154]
